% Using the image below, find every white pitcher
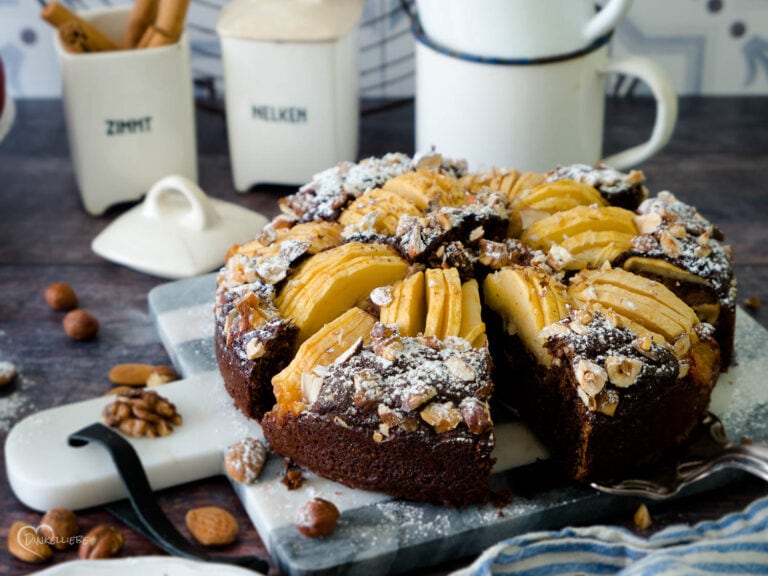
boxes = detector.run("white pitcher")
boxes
[415,0,634,59]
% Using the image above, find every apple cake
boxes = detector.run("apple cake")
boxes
[214,153,735,505]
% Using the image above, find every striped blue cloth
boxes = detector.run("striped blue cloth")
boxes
[454,496,768,576]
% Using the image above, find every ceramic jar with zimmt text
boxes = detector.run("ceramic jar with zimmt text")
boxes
[53,6,197,216]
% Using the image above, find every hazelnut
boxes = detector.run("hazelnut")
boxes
[225,438,267,484]
[63,309,99,340]
[574,358,607,397]
[604,356,643,388]
[44,282,79,311]
[295,498,340,538]
[78,525,124,559]
[0,360,17,387]
[39,508,79,550]
[460,397,492,434]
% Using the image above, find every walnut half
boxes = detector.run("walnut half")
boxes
[102,389,182,438]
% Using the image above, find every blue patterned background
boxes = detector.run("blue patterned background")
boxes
[1,0,767,98]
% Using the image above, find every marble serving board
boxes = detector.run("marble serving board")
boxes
[149,275,768,576]
[7,274,768,576]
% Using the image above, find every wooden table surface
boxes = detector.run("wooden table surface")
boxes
[1,98,767,575]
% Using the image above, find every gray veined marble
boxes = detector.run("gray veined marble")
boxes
[149,275,768,576]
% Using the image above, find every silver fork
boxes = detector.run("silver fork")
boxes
[591,412,768,500]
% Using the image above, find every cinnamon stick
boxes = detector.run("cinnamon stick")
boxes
[58,21,88,53]
[41,1,119,52]
[123,0,159,49]
[137,0,189,48]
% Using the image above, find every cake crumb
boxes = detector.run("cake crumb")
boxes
[633,503,652,530]
[281,460,306,490]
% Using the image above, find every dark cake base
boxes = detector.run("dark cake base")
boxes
[262,410,495,507]
[214,315,297,421]
[487,319,717,482]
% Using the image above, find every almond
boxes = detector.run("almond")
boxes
[185,506,239,546]
[7,521,53,563]
[108,363,155,386]
[44,282,79,311]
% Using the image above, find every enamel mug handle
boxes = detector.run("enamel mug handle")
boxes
[600,56,678,169]
[141,175,219,231]
[583,0,634,44]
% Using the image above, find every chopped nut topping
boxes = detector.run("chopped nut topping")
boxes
[333,416,349,428]
[377,403,405,428]
[574,358,607,397]
[596,388,620,417]
[546,245,574,271]
[420,401,462,433]
[401,384,437,412]
[353,369,384,408]
[633,334,653,352]
[659,229,682,258]
[633,212,662,235]
[445,356,476,381]
[301,372,323,405]
[246,338,266,360]
[574,309,593,326]
[605,355,643,388]
[668,222,687,239]
[460,398,492,434]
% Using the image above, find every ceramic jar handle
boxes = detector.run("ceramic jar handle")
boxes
[600,56,678,169]
[583,0,634,44]
[141,175,219,231]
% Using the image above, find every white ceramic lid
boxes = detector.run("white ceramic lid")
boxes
[216,0,364,41]
[91,176,268,279]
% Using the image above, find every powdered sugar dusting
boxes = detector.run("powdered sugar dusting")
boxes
[633,191,735,304]
[546,163,648,198]
[0,371,37,432]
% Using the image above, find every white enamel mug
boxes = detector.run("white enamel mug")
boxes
[54,7,197,215]
[415,33,677,172]
[414,0,634,59]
